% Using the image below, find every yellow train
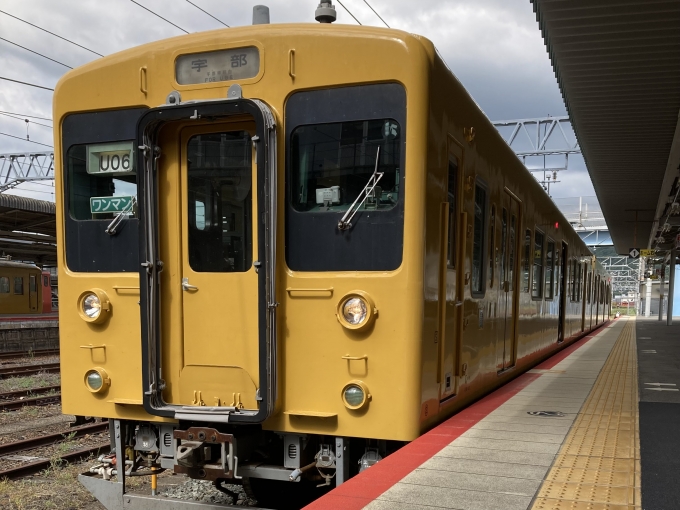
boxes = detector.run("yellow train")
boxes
[55,6,610,508]
[0,259,52,315]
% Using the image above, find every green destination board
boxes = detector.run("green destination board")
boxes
[90,195,135,214]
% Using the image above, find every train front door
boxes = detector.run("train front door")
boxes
[28,275,38,312]
[178,123,261,410]
[496,190,520,372]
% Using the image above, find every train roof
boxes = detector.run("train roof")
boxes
[0,260,41,270]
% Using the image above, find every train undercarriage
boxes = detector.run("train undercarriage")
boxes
[82,419,400,509]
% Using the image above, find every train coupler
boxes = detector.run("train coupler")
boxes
[173,427,241,482]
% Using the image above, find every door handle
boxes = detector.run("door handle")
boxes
[181,277,198,291]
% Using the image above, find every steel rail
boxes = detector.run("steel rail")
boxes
[0,362,60,378]
[0,421,109,457]
[0,393,61,411]
[0,385,60,400]
[0,442,110,479]
[0,349,59,360]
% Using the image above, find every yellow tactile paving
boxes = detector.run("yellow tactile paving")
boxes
[531,320,641,510]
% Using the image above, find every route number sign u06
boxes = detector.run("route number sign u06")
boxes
[86,141,135,176]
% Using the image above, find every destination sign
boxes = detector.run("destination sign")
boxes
[86,141,135,176]
[90,195,135,215]
[176,46,260,85]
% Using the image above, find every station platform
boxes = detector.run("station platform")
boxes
[307,317,677,510]
[0,312,59,352]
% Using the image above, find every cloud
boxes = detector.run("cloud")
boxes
[0,0,594,202]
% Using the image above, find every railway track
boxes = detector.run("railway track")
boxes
[0,421,110,479]
[0,362,60,378]
[0,393,61,411]
[0,349,60,361]
[0,385,60,400]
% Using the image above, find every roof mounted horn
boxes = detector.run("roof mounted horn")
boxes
[315,0,337,23]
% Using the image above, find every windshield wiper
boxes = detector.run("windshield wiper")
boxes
[105,196,137,235]
[338,146,384,231]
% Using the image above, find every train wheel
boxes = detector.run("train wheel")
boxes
[244,476,332,510]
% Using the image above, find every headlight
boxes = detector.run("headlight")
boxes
[83,293,101,319]
[336,291,377,331]
[84,367,110,393]
[343,298,367,325]
[77,289,110,324]
[341,380,371,410]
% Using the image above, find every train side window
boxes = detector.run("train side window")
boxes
[471,180,487,296]
[446,158,458,268]
[0,277,8,293]
[532,230,544,299]
[43,275,49,287]
[545,239,555,300]
[488,205,496,286]
[522,229,531,293]
[14,277,23,295]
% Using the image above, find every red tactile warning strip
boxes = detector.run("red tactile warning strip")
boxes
[304,323,610,510]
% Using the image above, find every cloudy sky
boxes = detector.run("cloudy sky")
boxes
[0,0,597,212]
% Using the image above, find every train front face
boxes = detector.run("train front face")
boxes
[56,24,431,483]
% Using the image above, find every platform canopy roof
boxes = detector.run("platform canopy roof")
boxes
[531,0,680,256]
[0,194,56,265]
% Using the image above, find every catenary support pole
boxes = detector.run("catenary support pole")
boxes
[668,246,676,326]
[659,264,665,320]
[645,277,652,317]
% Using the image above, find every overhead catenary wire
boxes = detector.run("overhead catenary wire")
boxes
[0,111,52,122]
[336,0,362,25]
[130,0,189,34]
[0,37,73,69]
[0,9,104,57]
[0,112,52,129]
[363,0,390,28]
[185,0,229,27]
[0,76,54,91]
[0,132,53,148]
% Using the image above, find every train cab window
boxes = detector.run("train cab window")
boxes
[0,277,8,293]
[285,83,406,271]
[67,143,137,221]
[532,230,544,299]
[187,131,252,273]
[290,118,401,213]
[14,277,23,295]
[522,229,531,293]
[545,239,555,299]
[471,181,487,296]
[488,205,496,286]
[446,159,458,268]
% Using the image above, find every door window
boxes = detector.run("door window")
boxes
[522,229,531,293]
[532,230,544,299]
[471,181,487,296]
[545,239,555,299]
[187,131,253,273]
[447,159,458,268]
[30,275,36,292]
